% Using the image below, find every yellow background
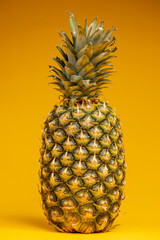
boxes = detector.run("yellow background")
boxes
[0,0,160,239]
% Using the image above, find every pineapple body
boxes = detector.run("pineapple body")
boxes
[39,101,126,233]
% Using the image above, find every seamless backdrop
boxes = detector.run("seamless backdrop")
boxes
[0,0,160,239]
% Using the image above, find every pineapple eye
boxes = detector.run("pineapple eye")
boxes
[64,212,81,226]
[80,115,95,128]
[109,158,115,165]
[68,176,84,188]
[75,189,92,198]
[95,196,110,206]
[91,182,106,193]
[54,129,66,137]
[46,135,54,143]
[74,146,88,156]
[112,203,119,212]
[60,197,78,208]
[41,181,50,193]
[79,204,97,216]
[50,172,61,182]
[63,136,76,146]
[110,128,119,139]
[76,129,90,139]
[48,111,54,118]
[117,168,123,176]
[110,187,119,196]
[100,134,111,141]
[54,183,71,194]
[98,163,109,173]
[121,179,126,186]
[72,160,87,170]
[48,110,56,121]
[50,118,59,126]
[106,175,114,183]
[86,154,101,170]
[43,151,52,163]
[50,206,64,220]
[59,166,73,181]
[44,127,49,133]
[60,151,74,166]
[54,143,63,151]
[96,212,109,226]
[48,192,57,202]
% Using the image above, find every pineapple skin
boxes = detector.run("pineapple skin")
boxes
[39,101,126,233]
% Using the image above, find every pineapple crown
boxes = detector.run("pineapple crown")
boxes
[49,12,117,104]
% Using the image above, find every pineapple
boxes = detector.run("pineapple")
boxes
[39,12,126,233]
